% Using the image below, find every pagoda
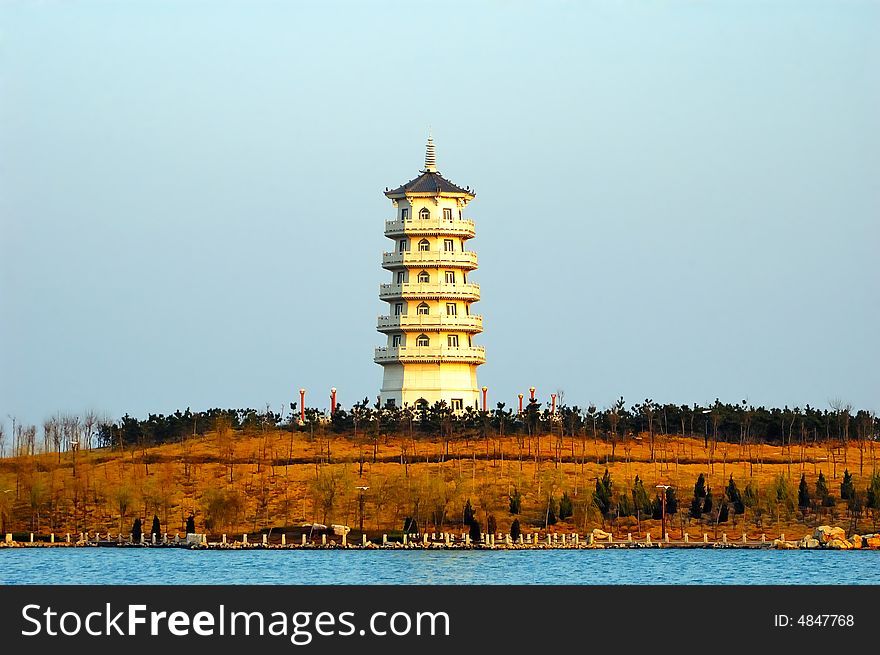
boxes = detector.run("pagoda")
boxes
[375,137,484,410]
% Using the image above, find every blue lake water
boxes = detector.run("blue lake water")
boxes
[2,548,879,585]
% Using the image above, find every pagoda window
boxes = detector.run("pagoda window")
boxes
[443,208,452,221]
[416,334,430,347]
[418,239,430,252]
[419,207,430,220]
[392,334,402,347]
[401,208,408,220]
[451,399,463,411]
[396,271,406,283]
[398,239,408,253]
[447,335,459,347]
[417,271,430,283]
[443,239,454,252]
[446,303,457,316]
[394,303,404,316]
[444,271,455,284]
[417,302,430,315]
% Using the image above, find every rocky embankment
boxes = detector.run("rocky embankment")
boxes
[773,525,880,550]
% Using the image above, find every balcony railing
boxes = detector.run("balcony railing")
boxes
[384,217,476,239]
[379,282,481,301]
[376,314,483,333]
[374,345,486,364]
[382,250,478,269]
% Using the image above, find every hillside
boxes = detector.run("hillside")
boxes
[1,428,878,540]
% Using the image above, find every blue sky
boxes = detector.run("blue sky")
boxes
[1,0,878,430]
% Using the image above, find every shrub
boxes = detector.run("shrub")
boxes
[463,499,476,526]
[841,469,855,501]
[508,488,522,515]
[486,514,497,536]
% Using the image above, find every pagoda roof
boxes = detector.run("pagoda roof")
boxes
[385,170,475,199]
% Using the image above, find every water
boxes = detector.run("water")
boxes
[2,548,879,585]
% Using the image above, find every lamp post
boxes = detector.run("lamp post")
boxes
[656,484,671,543]
[529,386,536,401]
[701,408,712,448]
[481,386,488,412]
[299,389,306,424]
[518,394,524,414]
[70,440,79,478]
[330,388,337,415]
[550,393,557,414]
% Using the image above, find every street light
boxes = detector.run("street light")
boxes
[481,386,488,412]
[517,394,524,414]
[701,408,712,448]
[299,389,306,424]
[656,484,671,543]
[330,388,337,415]
[529,386,536,401]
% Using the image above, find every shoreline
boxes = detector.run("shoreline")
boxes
[4,527,877,551]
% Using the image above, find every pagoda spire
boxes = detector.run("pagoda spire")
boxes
[424,134,437,172]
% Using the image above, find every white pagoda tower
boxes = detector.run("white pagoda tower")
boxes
[375,137,484,410]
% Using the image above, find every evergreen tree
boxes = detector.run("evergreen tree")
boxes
[508,488,522,515]
[694,473,707,499]
[651,495,663,520]
[463,499,476,526]
[510,518,521,541]
[665,486,678,516]
[593,468,613,517]
[689,495,703,519]
[468,519,481,543]
[815,472,829,503]
[403,516,418,534]
[798,474,811,510]
[702,487,713,516]
[487,514,497,536]
[726,475,744,514]
[718,501,729,523]
[866,473,880,512]
[559,492,573,520]
[841,469,855,501]
[131,517,142,543]
[185,514,195,534]
[151,515,161,541]
[631,476,651,530]
[546,496,558,526]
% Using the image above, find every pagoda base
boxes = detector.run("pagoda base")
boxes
[379,362,479,410]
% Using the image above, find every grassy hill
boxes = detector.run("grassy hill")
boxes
[1,427,877,540]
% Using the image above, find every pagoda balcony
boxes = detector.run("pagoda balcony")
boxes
[374,345,486,365]
[382,250,478,270]
[379,282,481,302]
[376,314,483,333]
[384,217,475,239]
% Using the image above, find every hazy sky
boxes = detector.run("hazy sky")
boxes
[1,0,878,431]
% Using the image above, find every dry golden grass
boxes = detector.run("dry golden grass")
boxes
[1,428,877,540]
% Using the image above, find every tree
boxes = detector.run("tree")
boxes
[151,515,161,542]
[798,474,810,511]
[631,476,651,534]
[558,491,573,521]
[486,514,497,536]
[463,499,476,526]
[593,469,613,519]
[131,517,142,543]
[726,475,744,514]
[468,519,481,543]
[689,495,703,520]
[508,488,522,515]
[185,514,195,534]
[815,472,829,504]
[694,473,707,499]
[841,469,855,501]
[702,487,713,516]
[510,518,521,541]
[717,501,729,523]
[546,496,558,526]
[665,487,678,516]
